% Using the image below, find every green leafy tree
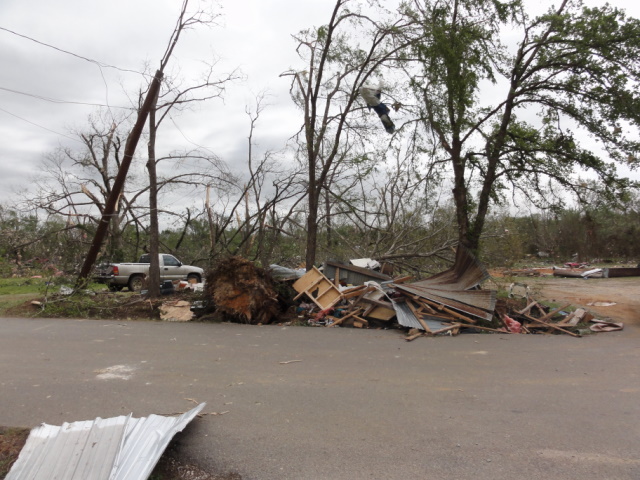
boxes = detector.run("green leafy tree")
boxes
[402,0,640,253]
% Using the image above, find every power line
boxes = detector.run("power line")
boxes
[0,106,83,143]
[0,26,151,78]
[0,85,134,110]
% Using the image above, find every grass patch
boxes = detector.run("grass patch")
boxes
[0,427,29,479]
[0,277,49,295]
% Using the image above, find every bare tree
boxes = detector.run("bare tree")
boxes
[283,0,412,269]
[22,113,149,261]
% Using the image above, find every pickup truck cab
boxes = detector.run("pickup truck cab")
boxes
[95,254,204,292]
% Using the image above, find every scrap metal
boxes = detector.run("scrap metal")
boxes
[6,403,205,480]
[395,246,496,322]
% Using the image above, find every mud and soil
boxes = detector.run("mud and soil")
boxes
[511,276,640,326]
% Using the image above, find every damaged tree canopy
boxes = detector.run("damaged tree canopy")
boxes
[206,256,281,325]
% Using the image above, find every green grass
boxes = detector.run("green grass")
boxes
[0,427,29,479]
[0,277,49,295]
[0,277,111,317]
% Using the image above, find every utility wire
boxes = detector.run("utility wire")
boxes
[0,26,150,78]
[0,106,83,143]
[0,85,135,110]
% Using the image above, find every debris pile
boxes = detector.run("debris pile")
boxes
[291,246,503,338]
[286,246,621,340]
[190,250,623,339]
[205,256,282,325]
[553,265,640,278]
[499,298,623,336]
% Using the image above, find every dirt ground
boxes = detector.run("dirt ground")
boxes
[502,276,640,326]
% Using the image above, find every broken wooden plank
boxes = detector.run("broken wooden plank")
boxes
[405,332,426,341]
[419,298,478,324]
[457,323,512,334]
[517,301,538,315]
[523,313,581,337]
[364,305,396,321]
[342,285,369,299]
[537,303,572,323]
[391,275,413,284]
[326,308,363,327]
[352,315,369,328]
[406,300,433,333]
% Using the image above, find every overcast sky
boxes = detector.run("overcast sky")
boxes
[1,0,639,208]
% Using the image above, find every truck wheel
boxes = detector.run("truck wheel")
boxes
[128,275,146,292]
[187,273,202,284]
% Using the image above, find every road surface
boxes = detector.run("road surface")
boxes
[1,317,639,479]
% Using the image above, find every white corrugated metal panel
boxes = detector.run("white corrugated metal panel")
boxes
[6,416,128,480]
[392,301,450,332]
[112,404,206,480]
[6,403,205,480]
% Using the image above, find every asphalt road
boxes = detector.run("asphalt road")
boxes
[1,317,639,480]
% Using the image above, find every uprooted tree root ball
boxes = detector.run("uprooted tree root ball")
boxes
[206,257,283,325]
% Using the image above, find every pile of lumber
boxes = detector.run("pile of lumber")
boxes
[292,246,499,337]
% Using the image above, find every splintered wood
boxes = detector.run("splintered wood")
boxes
[291,258,602,339]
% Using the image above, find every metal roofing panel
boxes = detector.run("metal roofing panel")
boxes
[396,246,496,322]
[6,416,128,480]
[398,284,496,313]
[112,404,206,480]
[392,301,451,332]
[323,260,391,286]
[6,404,205,480]
[396,284,494,321]
[411,245,490,291]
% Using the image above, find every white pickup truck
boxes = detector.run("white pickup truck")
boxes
[95,254,204,292]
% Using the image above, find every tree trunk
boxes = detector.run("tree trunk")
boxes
[146,96,161,298]
[325,184,333,249]
[305,185,319,270]
[76,70,163,288]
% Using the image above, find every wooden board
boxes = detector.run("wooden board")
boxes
[292,267,343,309]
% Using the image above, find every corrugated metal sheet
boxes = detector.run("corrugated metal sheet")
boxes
[409,245,490,290]
[6,403,205,480]
[323,260,391,286]
[392,300,450,332]
[395,246,496,322]
[396,284,496,321]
